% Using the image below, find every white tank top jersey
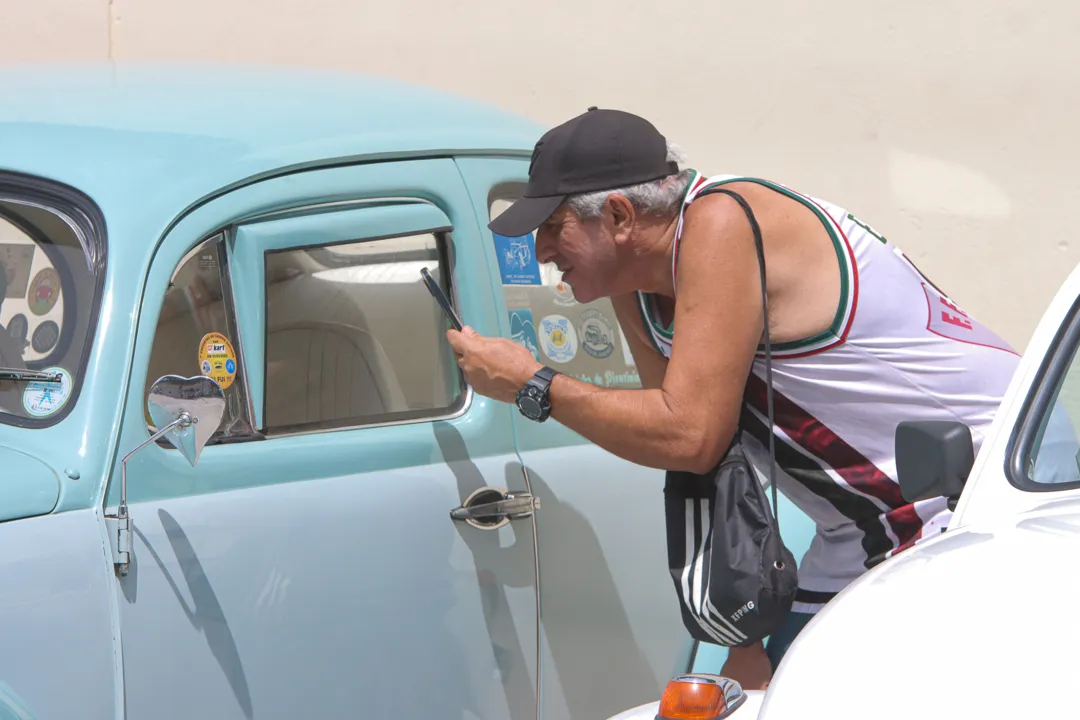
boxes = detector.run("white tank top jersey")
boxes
[635,171,1021,614]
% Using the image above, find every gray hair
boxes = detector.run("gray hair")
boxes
[566,141,694,220]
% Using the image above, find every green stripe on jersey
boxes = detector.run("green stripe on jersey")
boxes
[692,177,854,353]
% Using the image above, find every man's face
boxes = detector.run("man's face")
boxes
[534,203,619,304]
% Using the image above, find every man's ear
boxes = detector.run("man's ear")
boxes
[607,194,636,245]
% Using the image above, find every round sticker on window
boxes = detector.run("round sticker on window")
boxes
[553,281,577,307]
[27,268,61,316]
[22,366,71,417]
[579,309,615,359]
[197,332,237,390]
[31,320,60,354]
[539,314,578,364]
[7,314,27,344]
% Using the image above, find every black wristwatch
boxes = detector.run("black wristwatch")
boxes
[516,366,559,422]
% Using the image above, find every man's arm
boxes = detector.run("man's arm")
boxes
[544,195,764,472]
[608,293,668,390]
[448,194,765,473]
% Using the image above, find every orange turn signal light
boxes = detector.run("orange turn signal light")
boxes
[657,674,743,720]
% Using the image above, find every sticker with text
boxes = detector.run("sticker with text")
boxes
[198,332,238,390]
[23,366,71,417]
[565,369,642,388]
[579,309,615,359]
[539,314,578,364]
[493,232,542,286]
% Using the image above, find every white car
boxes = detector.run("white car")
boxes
[608,260,1080,720]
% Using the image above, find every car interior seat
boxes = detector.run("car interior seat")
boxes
[262,255,408,429]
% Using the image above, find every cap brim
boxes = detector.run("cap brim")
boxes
[488,194,565,237]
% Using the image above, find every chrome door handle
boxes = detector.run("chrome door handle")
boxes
[450,488,540,529]
[451,492,539,520]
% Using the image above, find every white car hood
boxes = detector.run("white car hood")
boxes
[759,496,1080,719]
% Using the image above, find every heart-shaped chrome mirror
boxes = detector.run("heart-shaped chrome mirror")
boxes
[146,375,226,466]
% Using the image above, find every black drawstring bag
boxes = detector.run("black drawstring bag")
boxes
[663,187,799,647]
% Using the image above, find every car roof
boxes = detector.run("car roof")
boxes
[0,61,542,229]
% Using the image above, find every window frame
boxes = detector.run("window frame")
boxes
[1006,292,1080,492]
[259,225,468,437]
[0,171,108,429]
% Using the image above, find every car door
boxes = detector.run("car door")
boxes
[103,159,539,720]
[455,157,822,719]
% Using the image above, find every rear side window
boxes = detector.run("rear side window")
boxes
[488,194,641,390]
[0,180,107,427]
[145,233,254,441]
[263,231,463,433]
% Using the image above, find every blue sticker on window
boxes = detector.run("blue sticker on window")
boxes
[509,309,541,361]
[493,233,542,286]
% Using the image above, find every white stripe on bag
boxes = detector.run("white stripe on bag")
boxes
[705,595,749,642]
[696,499,749,642]
[687,499,742,645]
[682,499,738,645]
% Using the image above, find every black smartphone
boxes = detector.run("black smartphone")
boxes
[420,267,463,331]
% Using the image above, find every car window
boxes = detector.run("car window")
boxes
[1024,330,1080,484]
[145,233,254,441]
[0,195,104,426]
[262,231,463,434]
[488,196,642,390]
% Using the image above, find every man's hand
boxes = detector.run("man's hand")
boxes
[721,642,773,690]
[446,326,544,403]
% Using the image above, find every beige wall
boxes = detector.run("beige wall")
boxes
[2,0,1073,350]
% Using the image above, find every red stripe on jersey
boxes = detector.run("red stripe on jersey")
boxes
[889,526,925,559]
[745,374,923,549]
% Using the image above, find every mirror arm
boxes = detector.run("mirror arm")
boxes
[113,375,222,576]
[113,411,195,577]
[118,411,195,518]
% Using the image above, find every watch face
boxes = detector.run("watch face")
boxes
[518,395,542,419]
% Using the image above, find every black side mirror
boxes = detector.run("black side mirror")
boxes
[895,420,975,509]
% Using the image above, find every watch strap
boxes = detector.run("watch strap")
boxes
[532,366,559,385]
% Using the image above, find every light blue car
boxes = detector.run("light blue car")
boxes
[0,62,816,720]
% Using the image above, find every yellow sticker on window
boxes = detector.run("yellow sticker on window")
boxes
[198,332,237,390]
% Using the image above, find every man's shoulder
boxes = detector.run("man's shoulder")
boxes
[679,177,805,251]
[681,181,760,227]
[683,177,791,221]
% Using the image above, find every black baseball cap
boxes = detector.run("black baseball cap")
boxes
[489,107,678,238]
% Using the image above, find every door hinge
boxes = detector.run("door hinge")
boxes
[116,509,131,575]
[105,507,132,577]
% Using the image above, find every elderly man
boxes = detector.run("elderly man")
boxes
[446,107,1023,687]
